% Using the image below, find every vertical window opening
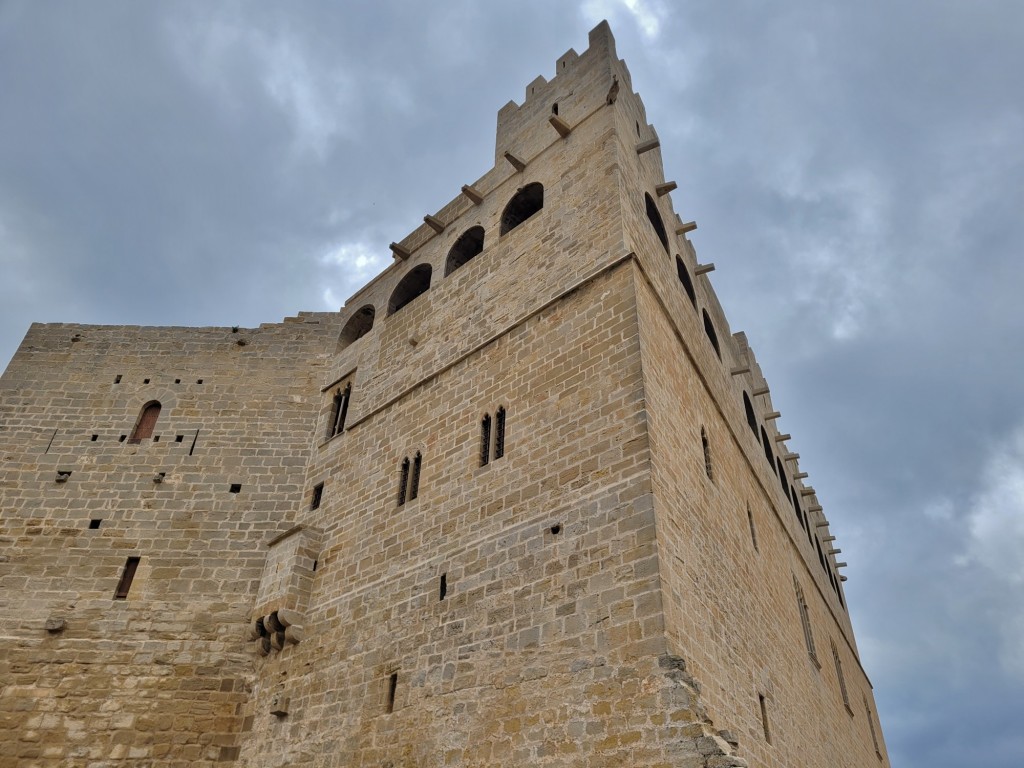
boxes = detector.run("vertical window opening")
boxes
[480,414,492,466]
[644,193,669,253]
[114,556,140,599]
[701,427,713,480]
[743,392,759,439]
[337,305,375,350]
[311,482,324,511]
[865,696,882,757]
[675,256,697,308]
[761,427,775,473]
[776,457,788,496]
[794,577,819,665]
[329,383,351,439]
[439,573,448,601]
[759,694,771,744]
[832,639,851,712]
[552,102,559,115]
[388,265,433,315]
[410,452,422,500]
[129,401,161,444]
[398,458,410,506]
[494,407,506,460]
[445,226,486,276]
[702,309,721,359]
[89,519,102,530]
[386,672,398,714]
[747,506,759,552]
[500,183,544,234]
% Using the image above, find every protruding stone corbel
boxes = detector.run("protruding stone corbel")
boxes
[655,181,677,196]
[808,505,823,513]
[503,151,526,172]
[752,386,770,397]
[822,535,837,542]
[839,575,848,582]
[549,115,572,138]
[794,471,808,479]
[815,520,831,528]
[774,433,791,443]
[460,185,484,205]
[676,221,697,235]
[636,138,660,154]
[730,366,750,376]
[389,242,412,261]
[695,263,715,275]
[827,548,842,556]
[783,452,800,461]
[55,470,71,483]
[765,411,781,421]
[835,561,848,568]
[423,215,445,234]
[800,487,816,497]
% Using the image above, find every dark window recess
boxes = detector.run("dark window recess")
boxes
[328,383,352,439]
[439,573,448,601]
[229,483,242,494]
[338,305,375,350]
[398,458,410,506]
[747,506,759,551]
[552,102,559,115]
[175,435,184,443]
[143,378,150,384]
[311,482,324,510]
[114,375,122,384]
[174,378,181,384]
[386,672,398,714]
[761,427,775,473]
[550,524,562,535]
[444,226,485,276]
[702,310,721,360]
[91,434,98,442]
[794,576,818,665]
[129,401,161,444]
[675,256,697,307]
[865,696,882,758]
[743,392,759,439]
[410,452,422,501]
[776,457,788,495]
[791,486,803,528]
[645,193,669,253]
[119,435,127,443]
[196,379,203,384]
[114,556,140,599]
[312,559,318,572]
[480,414,492,466]
[832,640,851,711]
[152,435,160,443]
[89,519,102,530]
[500,182,544,234]
[759,694,771,744]
[388,265,432,315]
[701,427,713,480]
[494,407,506,459]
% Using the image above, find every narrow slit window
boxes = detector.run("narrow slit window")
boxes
[114,556,140,599]
[832,639,851,712]
[743,392,759,439]
[747,506,759,552]
[439,573,448,601]
[494,407,506,459]
[328,383,351,439]
[386,672,398,714]
[701,426,713,480]
[645,193,669,253]
[675,256,697,308]
[410,452,422,501]
[310,482,324,511]
[794,576,819,666]
[759,694,771,744]
[398,458,410,506]
[89,519,102,530]
[761,427,775,473]
[480,414,492,466]
[865,696,882,758]
[702,309,721,359]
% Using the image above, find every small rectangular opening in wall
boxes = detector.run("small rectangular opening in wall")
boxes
[229,483,242,494]
[152,435,160,442]
[196,379,203,384]
[439,573,447,601]
[386,672,398,714]
[759,694,771,744]
[174,378,181,384]
[175,435,184,443]
[310,482,324,510]
[143,378,150,384]
[88,519,102,530]
[119,435,127,443]
[91,434,98,442]
[747,506,759,552]
[114,375,122,384]
[114,556,140,599]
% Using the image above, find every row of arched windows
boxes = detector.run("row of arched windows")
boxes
[337,183,546,352]
[648,187,845,607]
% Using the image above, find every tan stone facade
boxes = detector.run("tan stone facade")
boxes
[0,22,888,767]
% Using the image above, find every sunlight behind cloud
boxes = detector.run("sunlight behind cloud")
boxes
[582,0,665,39]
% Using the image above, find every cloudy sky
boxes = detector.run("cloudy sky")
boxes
[2,1,1023,764]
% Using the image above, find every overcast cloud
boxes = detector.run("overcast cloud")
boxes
[2,2,1023,765]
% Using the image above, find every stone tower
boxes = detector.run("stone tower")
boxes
[0,22,888,768]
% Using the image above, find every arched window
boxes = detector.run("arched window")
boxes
[388,265,432,315]
[645,193,668,253]
[500,183,544,234]
[791,485,803,526]
[676,256,696,307]
[128,401,161,444]
[776,457,788,495]
[444,226,485,276]
[702,309,721,359]
[337,305,375,351]
[743,392,759,440]
[761,426,775,474]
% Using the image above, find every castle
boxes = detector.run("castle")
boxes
[0,22,889,767]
